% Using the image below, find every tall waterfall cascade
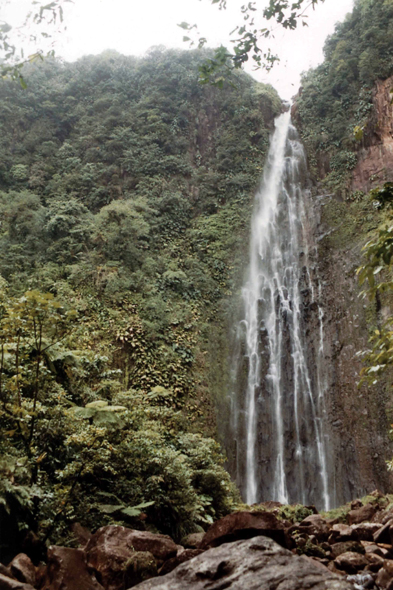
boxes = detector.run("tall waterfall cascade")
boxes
[232,111,331,511]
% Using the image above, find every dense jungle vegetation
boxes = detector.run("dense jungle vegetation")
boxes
[0,47,282,558]
[297,0,393,196]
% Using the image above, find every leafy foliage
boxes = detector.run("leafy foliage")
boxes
[297,0,393,195]
[0,49,279,550]
[357,205,393,385]
[0,287,239,546]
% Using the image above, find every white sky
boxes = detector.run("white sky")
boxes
[4,0,354,99]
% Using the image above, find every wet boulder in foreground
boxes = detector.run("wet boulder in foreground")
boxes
[133,536,353,590]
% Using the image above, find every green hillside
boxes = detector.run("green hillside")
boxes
[0,48,281,553]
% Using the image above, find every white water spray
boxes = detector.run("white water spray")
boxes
[238,111,330,509]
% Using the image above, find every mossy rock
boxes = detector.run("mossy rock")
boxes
[124,551,157,587]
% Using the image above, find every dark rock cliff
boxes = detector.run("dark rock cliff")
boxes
[352,76,393,193]
[301,76,393,504]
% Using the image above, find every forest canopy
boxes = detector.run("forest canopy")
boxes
[0,48,281,553]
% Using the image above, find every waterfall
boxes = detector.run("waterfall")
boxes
[233,111,330,510]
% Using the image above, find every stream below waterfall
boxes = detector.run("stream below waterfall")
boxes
[231,110,331,510]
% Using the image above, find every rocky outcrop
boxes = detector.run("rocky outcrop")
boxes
[352,76,393,193]
[7,505,393,589]
[123,552,157,588]
[84,526,177,590]
[40,546,103,590]
[158,549,203,576]
[133,536,353,590]
[0,574,36,590]
[180,534,204,550]
[199,511,286,549]
[307,187,393,505]
[286,75,393,507]
[8,555,36,587]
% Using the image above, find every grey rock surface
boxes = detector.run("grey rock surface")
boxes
[132,536,353,590]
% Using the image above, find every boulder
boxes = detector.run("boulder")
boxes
[328,524,353,544]
[70,522,92,547]
[200,511,286,549]
[320,542,331,553]
[296,515,330,542]
[365,552,385,572]
[132,536,353,589]
[301,555,330,571]
[374,520,393,544]
[85,526,177,590]
[348,504,376,525]
[35,564,46,589]
[158,549,204,576]
[327,561,343,575]
[20,532,43,566]
[362,542,381,554]
[180,534,204,549]
[40,546,103,590]
[350,523,381,541]
[0,573,35,590]
[123,552,157,588]
[380,509,393,525]
[330,541,365,558]
[0,566,12,579]
[9,554,35,586]
[362,540,393,558]
[376,559,393,589]
[370,490,386,499]
[296,539,327,559]
[334,551,369,574]
[174,545,185,557]
[351,500,363,510]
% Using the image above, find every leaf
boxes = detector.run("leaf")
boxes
[85,400,108,408]
[132,501,155,509]
[92,410,124,428]
[72,407,95,419]
[104,405,127,412]
[121,501,154,518]
[97,503,124,514]
[121,506,141,517]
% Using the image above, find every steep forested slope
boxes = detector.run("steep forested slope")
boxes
[297,0,393,195]
[0,48,281,554]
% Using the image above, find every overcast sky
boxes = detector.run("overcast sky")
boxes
[4,0,354,99]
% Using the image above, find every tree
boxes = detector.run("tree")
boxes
[0,289,77,452]
[180,0,325,84]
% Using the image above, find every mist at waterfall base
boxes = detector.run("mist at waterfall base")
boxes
[231,111,331,511]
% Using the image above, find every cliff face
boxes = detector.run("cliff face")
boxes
[311,195,393,504]
[352,76,393,192]
[219,77,393,507]
[302,76,393,504]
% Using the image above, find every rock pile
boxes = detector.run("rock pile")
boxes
[3,491,393,589]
